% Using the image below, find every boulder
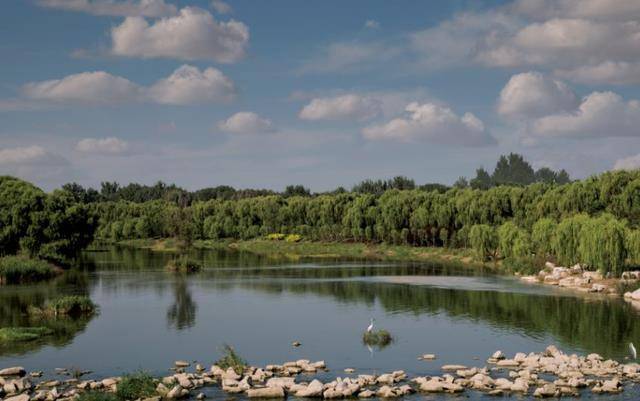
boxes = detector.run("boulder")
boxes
[358,389,375,398]
[5,394,30,401]
[590,284,607,293]
[295,379,323,397]
[533,383,558,397]
[420,379,443,392]
[247,387,285,398]
[0,368,25,377]
[419,354,436,360]
[441,365,467,371]
[166,385,189,399]
[174,361,190,368]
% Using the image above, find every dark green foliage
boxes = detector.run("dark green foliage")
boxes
[0,327,53,343]
[283,185,311,197]
[469,225,498,261]
[166,256,202,273]
[29,296,96,316]
[0,256,57,284]
[362,329,393,347]
[353,176,415,195]
[116,372,156,401]
[216,344,247,374]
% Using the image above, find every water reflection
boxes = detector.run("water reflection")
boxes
[167,277,197,330]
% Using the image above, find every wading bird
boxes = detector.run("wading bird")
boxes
[367,318,375,333]
[630,342,637,359]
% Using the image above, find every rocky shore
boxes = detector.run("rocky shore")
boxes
[2,345,639,400]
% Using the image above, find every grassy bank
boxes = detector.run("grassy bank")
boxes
[0,256,59,284]
[0,327,54,343]
[114,237,484,267]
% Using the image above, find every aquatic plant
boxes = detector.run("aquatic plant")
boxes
[362,329,393,347]
[0,256,57,284]
[29,295,96,317]
[0,327,53,343]
[216,344,247,374]
[116,371,157,401]
[166,255,202,273]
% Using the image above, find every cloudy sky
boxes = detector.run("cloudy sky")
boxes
[2,0,640,191]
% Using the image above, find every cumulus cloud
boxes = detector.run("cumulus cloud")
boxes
[555,61,640,85]
[0,145,72,186]
[111,7,249,63]
[511,0,640,21]
[16,65,234,107]
[75,137,129,154]
[148,65,236,105]
[211,0,232,14]
[37,0,177,17]
[299,94,382,121]
[364,20,380,29]
[361,102,495,146]
[614,153,640,171]
[531,91,640,139]
[218,112,275,134]
[498,72,578,119]
[22,71,142,104]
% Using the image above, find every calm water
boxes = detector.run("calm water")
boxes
[1,246,640,400]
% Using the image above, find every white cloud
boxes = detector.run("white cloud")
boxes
[218,112,275,134]
[75,137,129,154]
[111,7,249,63]
[148,65,236,105]
[211,0,232,14]
[299,94,382,121]
[531,91,640,139]
[37,0,177,17]
[555,61,640,85]
[365,20,380,29]
[362,102,495,146]
[15,65,234,107]
[300,41,396,74]
[512,0,640,21]
[614,153,640,171]
[0,145,72,186]
[22,71,142,104]
[498,72,578,119]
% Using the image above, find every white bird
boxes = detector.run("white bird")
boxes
[366,318,375,333]
[630,342,637,359]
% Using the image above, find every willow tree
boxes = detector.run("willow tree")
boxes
[626,229,640,267]
[552,214,589,266]
[531,218,557,258]
[578,215,627,276]
[469,224,497,261]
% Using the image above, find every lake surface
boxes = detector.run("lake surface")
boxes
[2,246,640,400]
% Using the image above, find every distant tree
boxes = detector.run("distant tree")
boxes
[283,185,311,197]
[453,177,469,189]
[62,182,100,203]
[556,169,571,184]
[100,181,120,201]
[492,153,535,186]
[534,167,557,184]
[470,168,492,190]
[419,183,450,193]
[389,176,415,190]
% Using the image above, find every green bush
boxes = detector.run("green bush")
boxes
[0,327,53,343]
[285,234,302,242]
[362,329,393,347]
[469,224,497,262]
[265,233,286,240]
[165,255,202,273]
[29,296,96,316]
[116,372,156,401]
[0,256,57,284]
[215,344,247,374]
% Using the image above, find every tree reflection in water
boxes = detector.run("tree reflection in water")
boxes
[166,276,197,330]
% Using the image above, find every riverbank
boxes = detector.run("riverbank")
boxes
[0,345,636,400]
[114,238,485,268]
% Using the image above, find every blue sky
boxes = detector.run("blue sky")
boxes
[2,0,640,191]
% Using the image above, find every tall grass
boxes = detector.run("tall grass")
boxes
[0,256,57,284]
[116,372,156,401]
[29,295,97,317]
[0,327,53,343]
[216,344,247,374]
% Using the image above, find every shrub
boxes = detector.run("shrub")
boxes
[469,224,497,262]
[29,295,96,317]
[166,255,202,273]
[362,329,393,347]
[116,372,156,401]
[0,256,57,284]
[215,344,247,374]
[265,233,286,240]
[0,327,53,343]
[77,392,117,401]
[285,234,302,242]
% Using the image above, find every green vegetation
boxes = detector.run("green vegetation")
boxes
[29,296,96,317]
[0,176,96,264]
[0,326,53,343]
[362,329,393,348]
[216,344,247,374]
[116,372,156,401]
[0,256,58,284]
[77,392,117,401]
[166,255,202,273]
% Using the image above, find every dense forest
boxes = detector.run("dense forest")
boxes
[1,153,639,276]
